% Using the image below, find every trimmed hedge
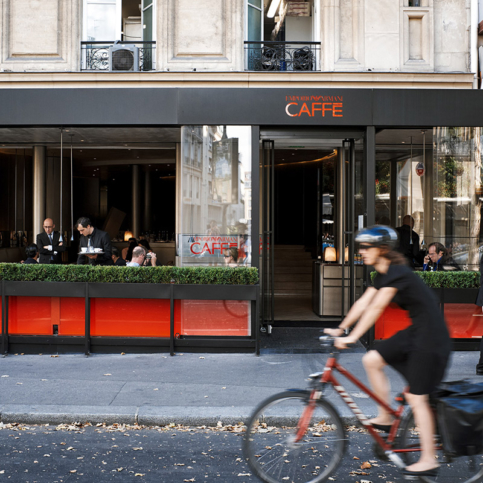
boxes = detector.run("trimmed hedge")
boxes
[370,270,480,289]
[0,263,259,285]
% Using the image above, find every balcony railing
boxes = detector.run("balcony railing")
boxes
[80,41,156,72]
[244,41,320,72]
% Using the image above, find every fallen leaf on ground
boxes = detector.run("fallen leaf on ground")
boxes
[360,461,372,469]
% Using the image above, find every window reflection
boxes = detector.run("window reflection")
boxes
[178,126,252,267]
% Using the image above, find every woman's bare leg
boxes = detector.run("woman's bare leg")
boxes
[405,393,438,471]
[362,350,393,425]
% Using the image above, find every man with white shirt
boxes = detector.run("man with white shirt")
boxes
[36,218,66,264]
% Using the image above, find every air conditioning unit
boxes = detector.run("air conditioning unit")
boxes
[109,43,139,72]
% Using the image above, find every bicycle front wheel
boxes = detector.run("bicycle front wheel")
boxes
[398,409,483,483]
[243,390,346,483]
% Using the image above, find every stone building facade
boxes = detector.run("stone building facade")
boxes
[0,0,476,88]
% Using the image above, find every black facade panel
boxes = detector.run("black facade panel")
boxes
[373,89,483,127]
[0,87,481,127]
[178,88,374,126]
[0,89,178,126]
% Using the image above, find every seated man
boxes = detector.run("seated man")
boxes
[111,247,127,266]
[126,246,156,267]
[423,242,460,271]
[23,244,39,264]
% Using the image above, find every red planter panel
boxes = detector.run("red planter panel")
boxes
[178,300,251,336]
[90,299,174,337]
[375,303,483,340]
[8,297,85,336]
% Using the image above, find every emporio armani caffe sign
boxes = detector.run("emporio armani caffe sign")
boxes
[285,95,343,118]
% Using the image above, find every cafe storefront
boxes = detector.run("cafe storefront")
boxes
[0,87,483,353]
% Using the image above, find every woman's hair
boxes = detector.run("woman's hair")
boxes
[381,248,408,266]
[225,247,238,262]
[126,240,138,261]
[138,239,152,251]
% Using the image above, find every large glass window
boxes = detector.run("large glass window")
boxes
[178,126,252,267]
[433,127,483,270]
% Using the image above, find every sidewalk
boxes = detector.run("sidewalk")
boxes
[0,347,480,426]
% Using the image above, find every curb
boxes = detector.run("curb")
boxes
[0,404,376,427]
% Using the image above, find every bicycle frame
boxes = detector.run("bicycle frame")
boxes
[316,353,406,453]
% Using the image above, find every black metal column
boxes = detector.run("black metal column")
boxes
[251,126,260,271]
[170,284,175,356]
[363,126,376,348]
[1,280,5,355]
[84,282,90,356]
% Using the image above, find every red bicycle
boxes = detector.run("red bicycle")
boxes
[243,336,483,483]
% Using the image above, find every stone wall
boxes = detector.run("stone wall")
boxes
[0,0,471,74]
[0,0,80,72]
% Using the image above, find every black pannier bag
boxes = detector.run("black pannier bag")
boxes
[434,380,483,457]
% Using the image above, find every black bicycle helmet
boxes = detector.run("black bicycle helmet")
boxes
[355,225,399,250]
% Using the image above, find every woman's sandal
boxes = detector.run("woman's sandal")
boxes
[370,422,392,432]
[402,466,439,481]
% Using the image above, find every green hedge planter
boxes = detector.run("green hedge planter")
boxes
[0,263,259,285]
[370,270,480,289]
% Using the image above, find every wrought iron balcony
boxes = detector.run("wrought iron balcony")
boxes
[81,41,156,72]
[244,41,320,71]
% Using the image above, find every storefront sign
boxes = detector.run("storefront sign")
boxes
[416,162,425,176]
[285,95,343,118]
[178,235,243,259]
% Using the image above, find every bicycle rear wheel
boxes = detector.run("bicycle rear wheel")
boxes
[243,390,346,483]
[398,409,483,483]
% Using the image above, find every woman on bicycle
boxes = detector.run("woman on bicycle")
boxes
[325,225,451,479]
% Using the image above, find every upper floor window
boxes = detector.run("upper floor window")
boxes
[81,0,155,71]
[245,0,320,72]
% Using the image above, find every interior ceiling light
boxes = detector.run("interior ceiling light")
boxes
[267,0,281,18]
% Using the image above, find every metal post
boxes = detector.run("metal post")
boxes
[364,126,376,348]
[144,169,151,232]
[84,283,90,356]
[270,140,275,327]
[14,150,17,235]
[70,135,74,241]
[60,129,63,235]
[33,146,46,238]
[132,165,140,238]
[349,140,356,307]
[338,146,346,318]
[390,160,397,226]
[170,284,175,356]
[261,141,267,329]
[1,280,5,355]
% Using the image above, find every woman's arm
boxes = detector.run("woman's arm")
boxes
[325,287,378,337]
[335,286,397,349]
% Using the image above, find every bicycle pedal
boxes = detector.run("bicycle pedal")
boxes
[372,442,389,462]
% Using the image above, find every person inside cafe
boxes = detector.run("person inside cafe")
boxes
[396,215,420,268]
[224,247,238,267]
[76,216,113,266]
[23,243,39,264]
[126,246,156,267]
[111,247,127,266]
[36,218,66,264]
[123,237,137,261]
[423,242,460,271]
[138,239,161,266]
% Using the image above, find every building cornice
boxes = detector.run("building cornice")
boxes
[0,71,475,89]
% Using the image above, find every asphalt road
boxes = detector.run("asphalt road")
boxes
[0,422,406,483]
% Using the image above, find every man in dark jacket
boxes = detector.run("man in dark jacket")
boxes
[396,215,420,268]
[36,218,66,264]
[111,247,127,266]
[76,216,113,266]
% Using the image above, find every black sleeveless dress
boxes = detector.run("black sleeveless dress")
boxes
[374,264,452,395]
